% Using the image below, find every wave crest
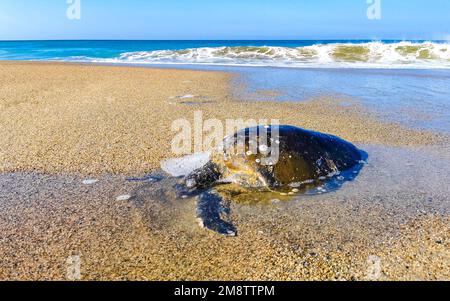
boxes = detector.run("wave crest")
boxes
[95,42,450,68]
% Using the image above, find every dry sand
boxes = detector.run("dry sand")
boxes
[0,62,448,280]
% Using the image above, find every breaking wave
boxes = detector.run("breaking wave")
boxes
[88,42,450,69]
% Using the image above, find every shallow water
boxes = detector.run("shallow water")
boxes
[233,68,450,134]
[144,64,450,134]
[136,144,450,215]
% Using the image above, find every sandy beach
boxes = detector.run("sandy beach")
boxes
[0,62,449,280]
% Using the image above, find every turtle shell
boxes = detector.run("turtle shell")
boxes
[218,125,363,192]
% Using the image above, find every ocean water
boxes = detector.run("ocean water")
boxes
[1,40,449,132]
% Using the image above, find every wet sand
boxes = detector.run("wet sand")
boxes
[0,62,449,280]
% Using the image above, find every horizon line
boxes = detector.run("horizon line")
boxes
[0,38,446,42]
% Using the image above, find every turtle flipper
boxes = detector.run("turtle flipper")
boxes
[196,190,237,237]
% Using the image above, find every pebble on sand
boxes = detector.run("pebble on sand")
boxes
[116,194,132,201]
[82,179,99,185]
[178,94,195,99]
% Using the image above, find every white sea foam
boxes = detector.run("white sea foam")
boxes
[82,42,450,69]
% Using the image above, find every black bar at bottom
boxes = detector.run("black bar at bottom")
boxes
[0,281,446,299]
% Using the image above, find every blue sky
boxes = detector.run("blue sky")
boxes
[0,0,449,40]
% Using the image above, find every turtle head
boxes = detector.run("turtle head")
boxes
[220,153,272,190]
[185,161,222,190]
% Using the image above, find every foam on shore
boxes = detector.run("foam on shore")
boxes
[86,42,450,69]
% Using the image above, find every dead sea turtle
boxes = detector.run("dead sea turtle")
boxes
[184,125,366,236]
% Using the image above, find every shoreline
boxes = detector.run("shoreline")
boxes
[4,59,450,72]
